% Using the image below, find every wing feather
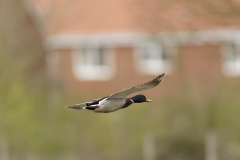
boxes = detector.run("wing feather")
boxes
[108,73,165,99]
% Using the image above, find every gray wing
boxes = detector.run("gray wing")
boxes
[108,73,165,99]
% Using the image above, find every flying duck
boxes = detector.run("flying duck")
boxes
[66,73,165,113]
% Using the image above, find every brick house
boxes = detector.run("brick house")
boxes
[35,0,240,100]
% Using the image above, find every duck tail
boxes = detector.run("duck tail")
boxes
[66,103,86,110]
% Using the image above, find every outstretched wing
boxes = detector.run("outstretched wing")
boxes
[108,73,165,99]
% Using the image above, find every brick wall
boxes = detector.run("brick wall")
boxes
[56,44,223,101]
[177,44,222,101]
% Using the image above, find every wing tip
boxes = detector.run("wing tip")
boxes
[155,73,165,81]
[160,73,165,79]
[159,73,165,81]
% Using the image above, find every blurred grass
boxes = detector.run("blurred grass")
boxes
[1,59,240,160]
[1,44,240,159]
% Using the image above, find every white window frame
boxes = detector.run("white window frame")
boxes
[135,41,172,75]
[72,45,115,81]
[222,43,240,76]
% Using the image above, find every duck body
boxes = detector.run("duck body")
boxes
[91,98,133,113]
[66,73,165,113]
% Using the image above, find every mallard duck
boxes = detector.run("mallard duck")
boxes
[66,73,165,113]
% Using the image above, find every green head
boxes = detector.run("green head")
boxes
[130,94,152,103]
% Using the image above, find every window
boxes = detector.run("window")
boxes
[72,46,114,81]
[135,42,172,75]
[222,43,240,76]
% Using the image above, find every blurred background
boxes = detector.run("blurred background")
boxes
[1,0,240,160]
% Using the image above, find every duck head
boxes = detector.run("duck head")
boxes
[130,94,152,103]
